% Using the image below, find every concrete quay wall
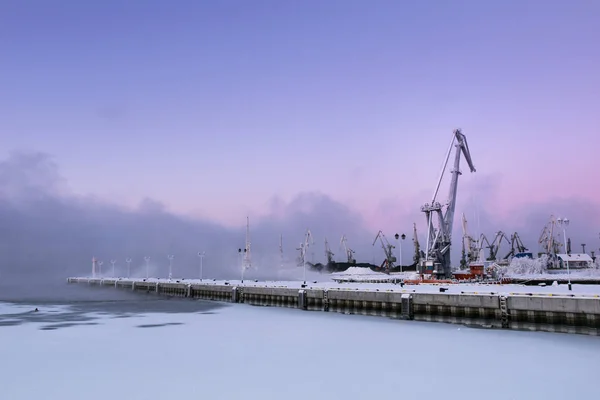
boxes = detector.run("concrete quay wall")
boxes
[67,278,600,336]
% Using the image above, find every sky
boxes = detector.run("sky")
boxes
[1,0,599,282]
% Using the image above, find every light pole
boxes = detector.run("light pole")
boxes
[126,258,132,278]
[98,261,103,276]
[167,255,174,280]
[557,218,572,291]
[144,256,150,279]
[238,248,244,283]
[198,251,205,281]
[394,233,406,272]
[110,260,116,277]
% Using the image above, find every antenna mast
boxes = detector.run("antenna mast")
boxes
[279,234,284,268]
[243,216,252,271]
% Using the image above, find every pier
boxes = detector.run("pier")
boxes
[67,277,600,336]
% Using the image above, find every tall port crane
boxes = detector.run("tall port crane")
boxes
[373,230,396,273]
[324,238,335,265]
[339,234,356,264]
[421,129,476,278]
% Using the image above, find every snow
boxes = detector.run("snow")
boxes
[500,254,600,280]
[332,266,380,275]
[0,300,598,400]
[81,276,600,296]
[330,268,421,282]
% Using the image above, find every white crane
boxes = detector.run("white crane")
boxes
[296,229,314,284]
[296,229,314,267]
[339,234,356,264]
[421,129,476,278]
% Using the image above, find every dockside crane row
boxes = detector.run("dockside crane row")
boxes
[421,129,476,278]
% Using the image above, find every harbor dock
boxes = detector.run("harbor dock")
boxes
[67,277,600,336]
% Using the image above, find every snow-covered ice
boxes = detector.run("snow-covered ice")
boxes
[0,299,599,400]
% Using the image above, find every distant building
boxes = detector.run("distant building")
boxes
[556,253,593,269]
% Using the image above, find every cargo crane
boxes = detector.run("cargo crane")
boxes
[412,223,423,264]
[339,234,356,264]
[373,230,396,273]
[538,215,562,256]
[421,129,476,278]
[477,234,491,261]
[324,238,335,265]
[461,213,482,265]
[503,232,530,260]
[296,229,314,267]
[487,231,510,261]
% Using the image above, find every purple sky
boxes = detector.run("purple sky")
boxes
[2,0,599,235]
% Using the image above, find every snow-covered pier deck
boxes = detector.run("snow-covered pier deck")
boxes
[67,277,600,336]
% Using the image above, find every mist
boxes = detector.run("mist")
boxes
[2,151,599,300]
[0,152,375,293]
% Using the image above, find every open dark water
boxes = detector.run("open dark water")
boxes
[0,280,224,330]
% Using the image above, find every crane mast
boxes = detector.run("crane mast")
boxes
[421,129,476,278]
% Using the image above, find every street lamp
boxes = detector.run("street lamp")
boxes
[144,256,150,279]
[125,258,132,278]
[198,251,205,281]
[238,248,244,283]
[394,233,406,272]
[167,255,174,280]
[98,261,103,276]
[557,218,572,291]
[110,260,116,277]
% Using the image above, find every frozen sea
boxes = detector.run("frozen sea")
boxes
[1,283,599,400]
